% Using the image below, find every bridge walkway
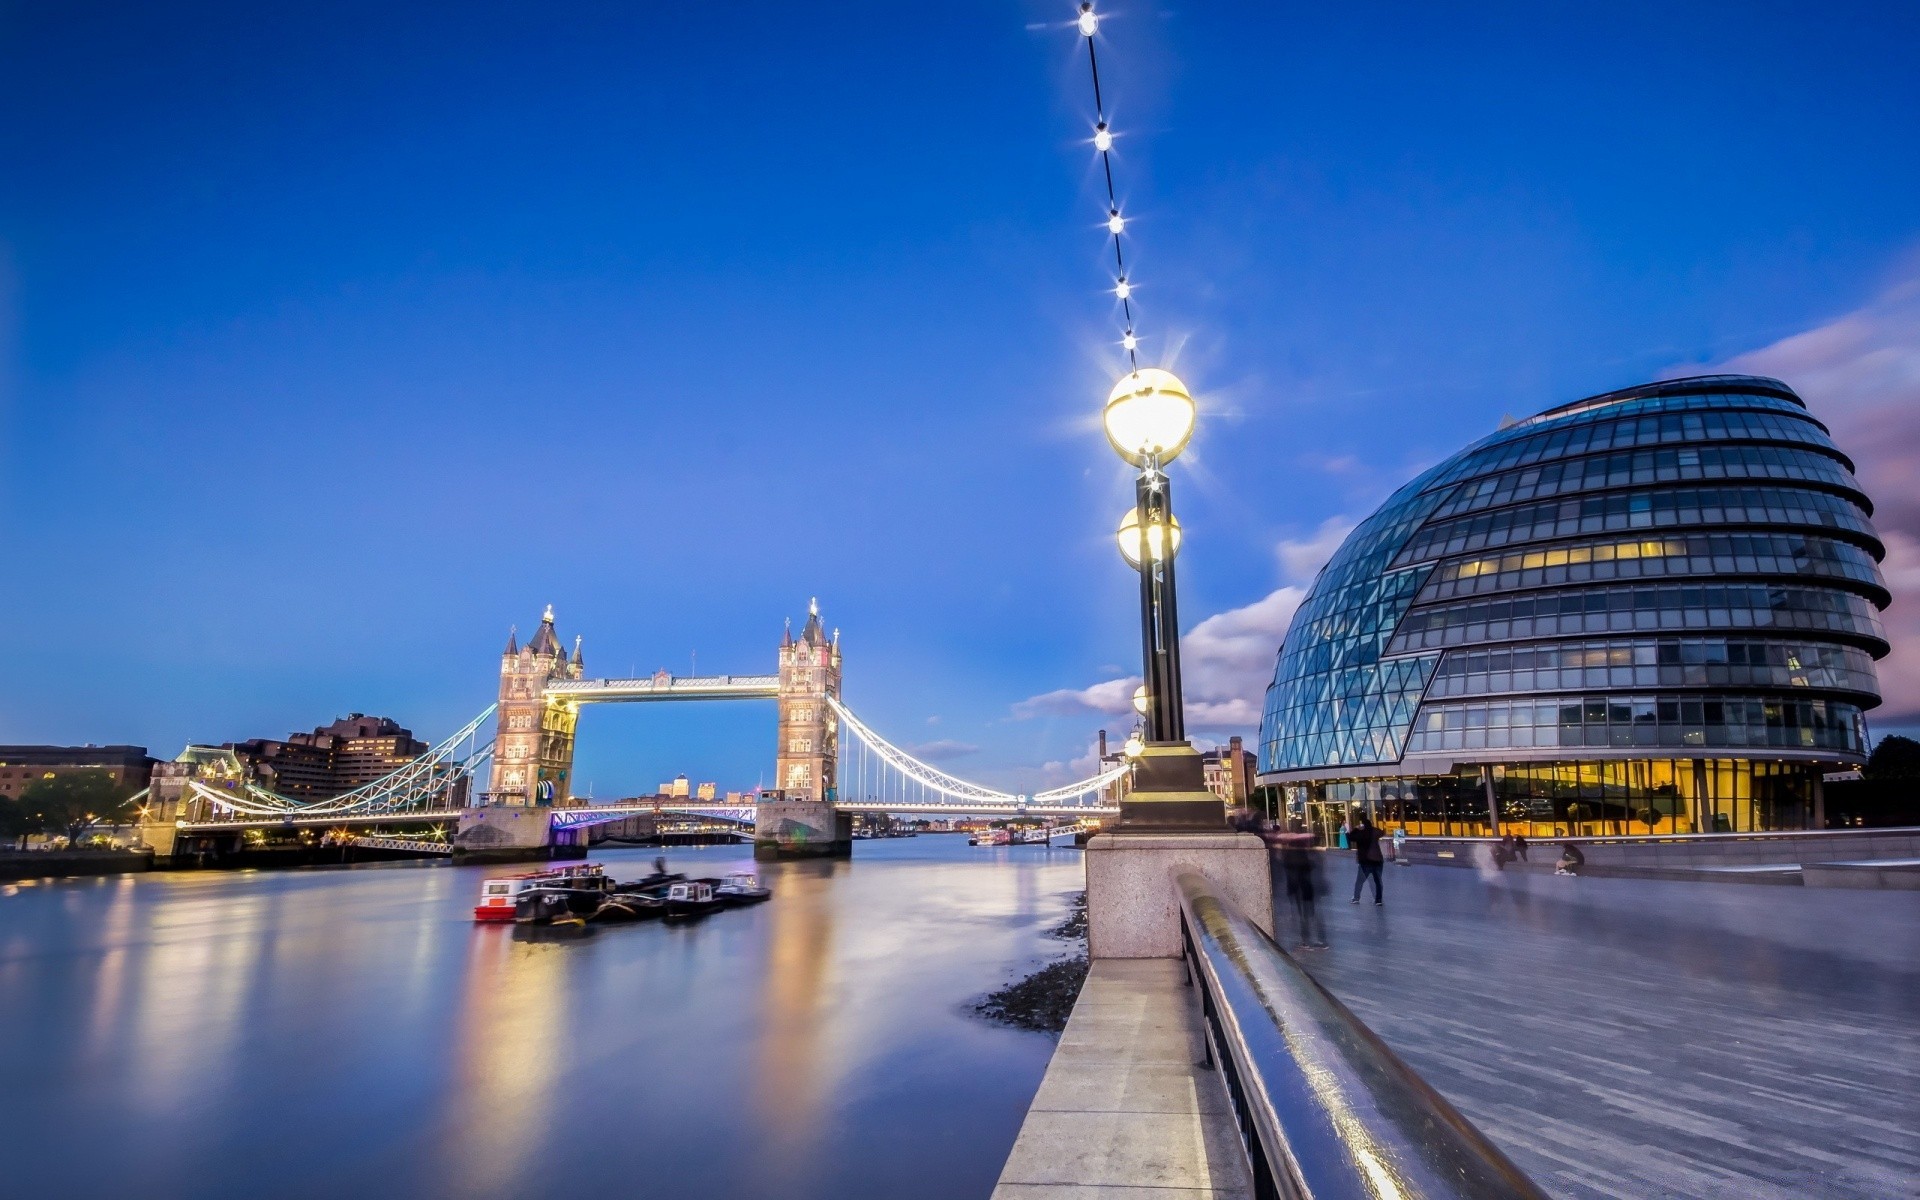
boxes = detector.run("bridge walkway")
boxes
[993,958,1252,1199]
[1292,861,1919,1199]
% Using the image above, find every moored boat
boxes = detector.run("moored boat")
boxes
[662,879,723,919]
[590,891,666,923]
[473,863,609,923]
[716,871,771,905]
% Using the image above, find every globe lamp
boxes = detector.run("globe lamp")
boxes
[1115,506,1182,568]
[1103,367,1195,466]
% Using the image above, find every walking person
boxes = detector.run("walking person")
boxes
[1391,824,1408,865]
[1349,812,1385,905]
[1278,825,1328,948]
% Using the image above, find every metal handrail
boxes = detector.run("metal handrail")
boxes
[1175,870,1548,1200]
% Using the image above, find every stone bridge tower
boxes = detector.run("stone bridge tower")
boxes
[487,605,584,806]
[775,598,840,801]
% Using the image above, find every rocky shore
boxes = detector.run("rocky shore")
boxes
[974,891,1089,1034]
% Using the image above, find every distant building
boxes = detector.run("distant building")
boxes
[0,745,155,799]
[1201,736,1256,808]
[696,781,717,800]
[227,714,429,800]
[661,775,692,798]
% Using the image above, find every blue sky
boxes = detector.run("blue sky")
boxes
[3,1,1916,795]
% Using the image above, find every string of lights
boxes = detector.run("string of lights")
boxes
[1075,2,1139,369]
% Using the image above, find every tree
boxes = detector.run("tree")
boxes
[0,796,34,850]
[1866,735,1920,780]
[15,771,138,849]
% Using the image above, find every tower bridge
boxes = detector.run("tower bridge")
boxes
[146,600,1122,863]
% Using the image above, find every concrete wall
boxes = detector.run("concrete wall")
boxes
[753,799,850,860]
[1403,827,1920,871]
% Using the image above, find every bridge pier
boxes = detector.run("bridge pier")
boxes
[452,805,589,864]
[753,798,851,860]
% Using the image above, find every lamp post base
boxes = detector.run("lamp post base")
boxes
[1118,744,1226,831]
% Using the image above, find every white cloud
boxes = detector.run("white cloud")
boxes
[1699,267,1920,723]
[904,739,979,763]
[1012,521,1342,736]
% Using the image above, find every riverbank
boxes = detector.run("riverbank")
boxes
[0,848,152,882]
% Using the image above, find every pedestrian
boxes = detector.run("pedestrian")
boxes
[1278,825,1328,948]
[1391,824,1408,865]
[1555,841,1585,876]
[1512,833,1529,862]
[1349,813,1385,905]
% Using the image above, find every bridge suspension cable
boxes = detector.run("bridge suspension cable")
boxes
[186,706,496,821]
[829,697,1125,812]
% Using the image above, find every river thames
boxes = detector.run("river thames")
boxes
[0,837,1086,1199]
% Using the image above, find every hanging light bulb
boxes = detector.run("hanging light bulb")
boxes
[1122,331,1138,351]
[1077,3,1099,37]
[1093,122,1113,153]
[1114,276,1131,300]
[1107,209,1125,235]
[1123,733,1144,758]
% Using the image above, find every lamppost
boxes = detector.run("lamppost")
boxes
[1105,367,1224,830]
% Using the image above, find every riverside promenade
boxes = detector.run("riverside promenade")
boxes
[1298,863,1919,1199]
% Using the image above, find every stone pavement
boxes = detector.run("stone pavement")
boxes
[1289,858,1920,1200]
[993,958,1253,1199]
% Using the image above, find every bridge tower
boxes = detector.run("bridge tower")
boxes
[486,605,584,806]
[775,598,840,801]
[758,599,850,859]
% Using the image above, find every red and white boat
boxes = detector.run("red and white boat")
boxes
[472,863,607,922]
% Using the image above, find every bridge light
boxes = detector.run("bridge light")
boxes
[1114,275,1130,299]
[1077,4,1099,37]
[1116,506,1182,568]
[1103,367,1194,466]
[1106,208,1125,235]
[1122,331,1138,352]
[1132,684,1150,714]
[1093,122,1113,152]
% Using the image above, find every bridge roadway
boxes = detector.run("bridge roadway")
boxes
[1290,860,1918,1199]
[543,674,779,702]
[179,800,1113,833]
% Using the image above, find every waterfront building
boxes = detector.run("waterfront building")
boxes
[0,745,155,798]
[228,713,429,800]
[1258,375,1889,838]
[1201,736,1256,808]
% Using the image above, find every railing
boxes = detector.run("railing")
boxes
[1175,871,1548,1200]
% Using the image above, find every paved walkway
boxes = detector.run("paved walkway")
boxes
[993,958,1253,1199]
[1289,860,1920,1200]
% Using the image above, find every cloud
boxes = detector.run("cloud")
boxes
[1012,522,1342,735]
[904,739,980,763]
[1697,267,1920,724]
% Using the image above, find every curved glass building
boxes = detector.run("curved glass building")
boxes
[1257,375,1889,836]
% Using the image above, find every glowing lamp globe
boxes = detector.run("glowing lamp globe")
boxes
[1116,506,1182,568]
[1104,367,1195,466]
[1123,733,1144,758]
[1077,4,1099,37]
[1132,684,1150,714]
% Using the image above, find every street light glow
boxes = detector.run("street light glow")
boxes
[1132,684,1150,714]
[1106,209,1125,235]
[1077,4,1099,37]
[1093,122,1113,152]
[1122,332,1138,351]
[1115,506,1183,567]
[1114,276,1131,299]
[1103,367,1196,466]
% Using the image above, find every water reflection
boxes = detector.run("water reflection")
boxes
[0,838,1085,1200]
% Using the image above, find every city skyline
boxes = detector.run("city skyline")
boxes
[4,1,1917,795]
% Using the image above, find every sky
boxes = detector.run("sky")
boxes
[2,0,1916,796]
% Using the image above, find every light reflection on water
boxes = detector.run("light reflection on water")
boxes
[0,838,1083,1200]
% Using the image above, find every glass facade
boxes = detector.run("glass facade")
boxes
[1258,375,1889,834]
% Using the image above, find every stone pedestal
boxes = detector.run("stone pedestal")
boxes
[452,805,586,864]
[1085,832,1273,958]
[1118,744,1229,831]
[754,799,852,860]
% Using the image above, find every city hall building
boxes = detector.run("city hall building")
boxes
[1258,375,1889,838]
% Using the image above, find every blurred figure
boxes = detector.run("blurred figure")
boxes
[1555,841,1585,876]
[1276,825,1328,949]
[1349,813,1385,905]
[1512,833,1529,862]
[1391,824,1408,865]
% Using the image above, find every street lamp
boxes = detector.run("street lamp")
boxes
[1105,366,1221,829]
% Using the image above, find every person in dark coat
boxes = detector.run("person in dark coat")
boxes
[1349,813,1385,905]
[1277,826,1328,948]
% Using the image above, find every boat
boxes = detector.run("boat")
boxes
[969,828,1010,847]
[716,871,771,905]
[662,879,723,919]
[612,856,685,896]
[473,863,608,923]
[589,891,666,923]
